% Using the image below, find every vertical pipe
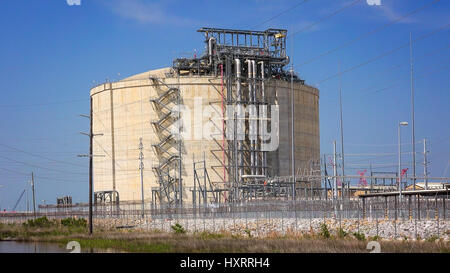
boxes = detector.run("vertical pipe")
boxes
[259,61,266,176]
[235,59,242,184]
[220,64,226,187]
[208,37,216,66]
[246,60,253,177]
[251,60,257,176]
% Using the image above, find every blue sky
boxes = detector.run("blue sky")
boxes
[0,0,449,210]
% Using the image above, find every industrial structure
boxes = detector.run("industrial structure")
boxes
[90,28,320,206]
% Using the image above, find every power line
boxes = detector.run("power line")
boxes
[0,155,86,175]
[252,0,311,29]
[0,98,88,108]
[347,44,450,94]
[313,22,450,86]
[0,167,86,184]
[287,0,362,39]
[364,61,450,95]
[345,141,425,147]
[295,0,443,69]
[0,143,87,168]
[346,152,419,156]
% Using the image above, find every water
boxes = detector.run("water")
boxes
[0,241,68,253]
[0,240,123,253]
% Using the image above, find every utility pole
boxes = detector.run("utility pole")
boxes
[291,63,295,200]
[423,139,428,190]
[338,61,346,199]
[398,121,408,200]
[31,172,36,219]
[0,185,4,212]
[410,32,417,190]
[333,141,338,200]
[26,186,29,213]
[290,29,296,201]
[78,96,103,235]
[333,141,338,219]
[139,137,145,218]
[88,97,93,235]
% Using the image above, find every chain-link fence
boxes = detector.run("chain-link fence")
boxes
[1,195,448,240]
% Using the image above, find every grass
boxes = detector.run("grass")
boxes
[0,217,87,241]
[0,219,449,253]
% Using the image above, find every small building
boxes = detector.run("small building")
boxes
[405,182,449,190]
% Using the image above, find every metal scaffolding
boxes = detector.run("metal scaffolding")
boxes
[172,27,307,203]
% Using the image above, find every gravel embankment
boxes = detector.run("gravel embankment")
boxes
[93,217,450,241]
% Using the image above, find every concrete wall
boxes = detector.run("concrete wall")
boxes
[90,68,319,203]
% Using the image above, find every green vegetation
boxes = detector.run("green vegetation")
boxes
[23,216,55,228]
[61,218,87,228]
[244,229,252,238]
[319,223,331,239]
[57,237,172,253]
[352,232,366,241]
[426,235,440,243]
[170,223,186,234]
[0,217,87,240]
[337,228,348,238]
[0,219,448,253]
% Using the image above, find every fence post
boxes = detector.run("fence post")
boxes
[281,203,284,235]
[212,205,215,233]
[436,196,439,238]
[295,200,298,234]
[394,196,397,238]
[256,203,259,237]
[223,204,226,233]
[376,197,379,237]
[357,203,360,234]
[443,194,446,221]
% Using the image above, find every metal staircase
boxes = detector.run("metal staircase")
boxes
[149,77,182,205]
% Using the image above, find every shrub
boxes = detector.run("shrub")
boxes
[61,217,87,228]
[352,232,366,241]
[369,235,380,241]
[426,235,439,243]
[244,229,252,238]
[23,216,54,228]
[337,228,348,238]
[319,223,331,239]
[171,223,186,234]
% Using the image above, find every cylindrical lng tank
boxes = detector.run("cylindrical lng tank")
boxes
[90,67,319,203]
